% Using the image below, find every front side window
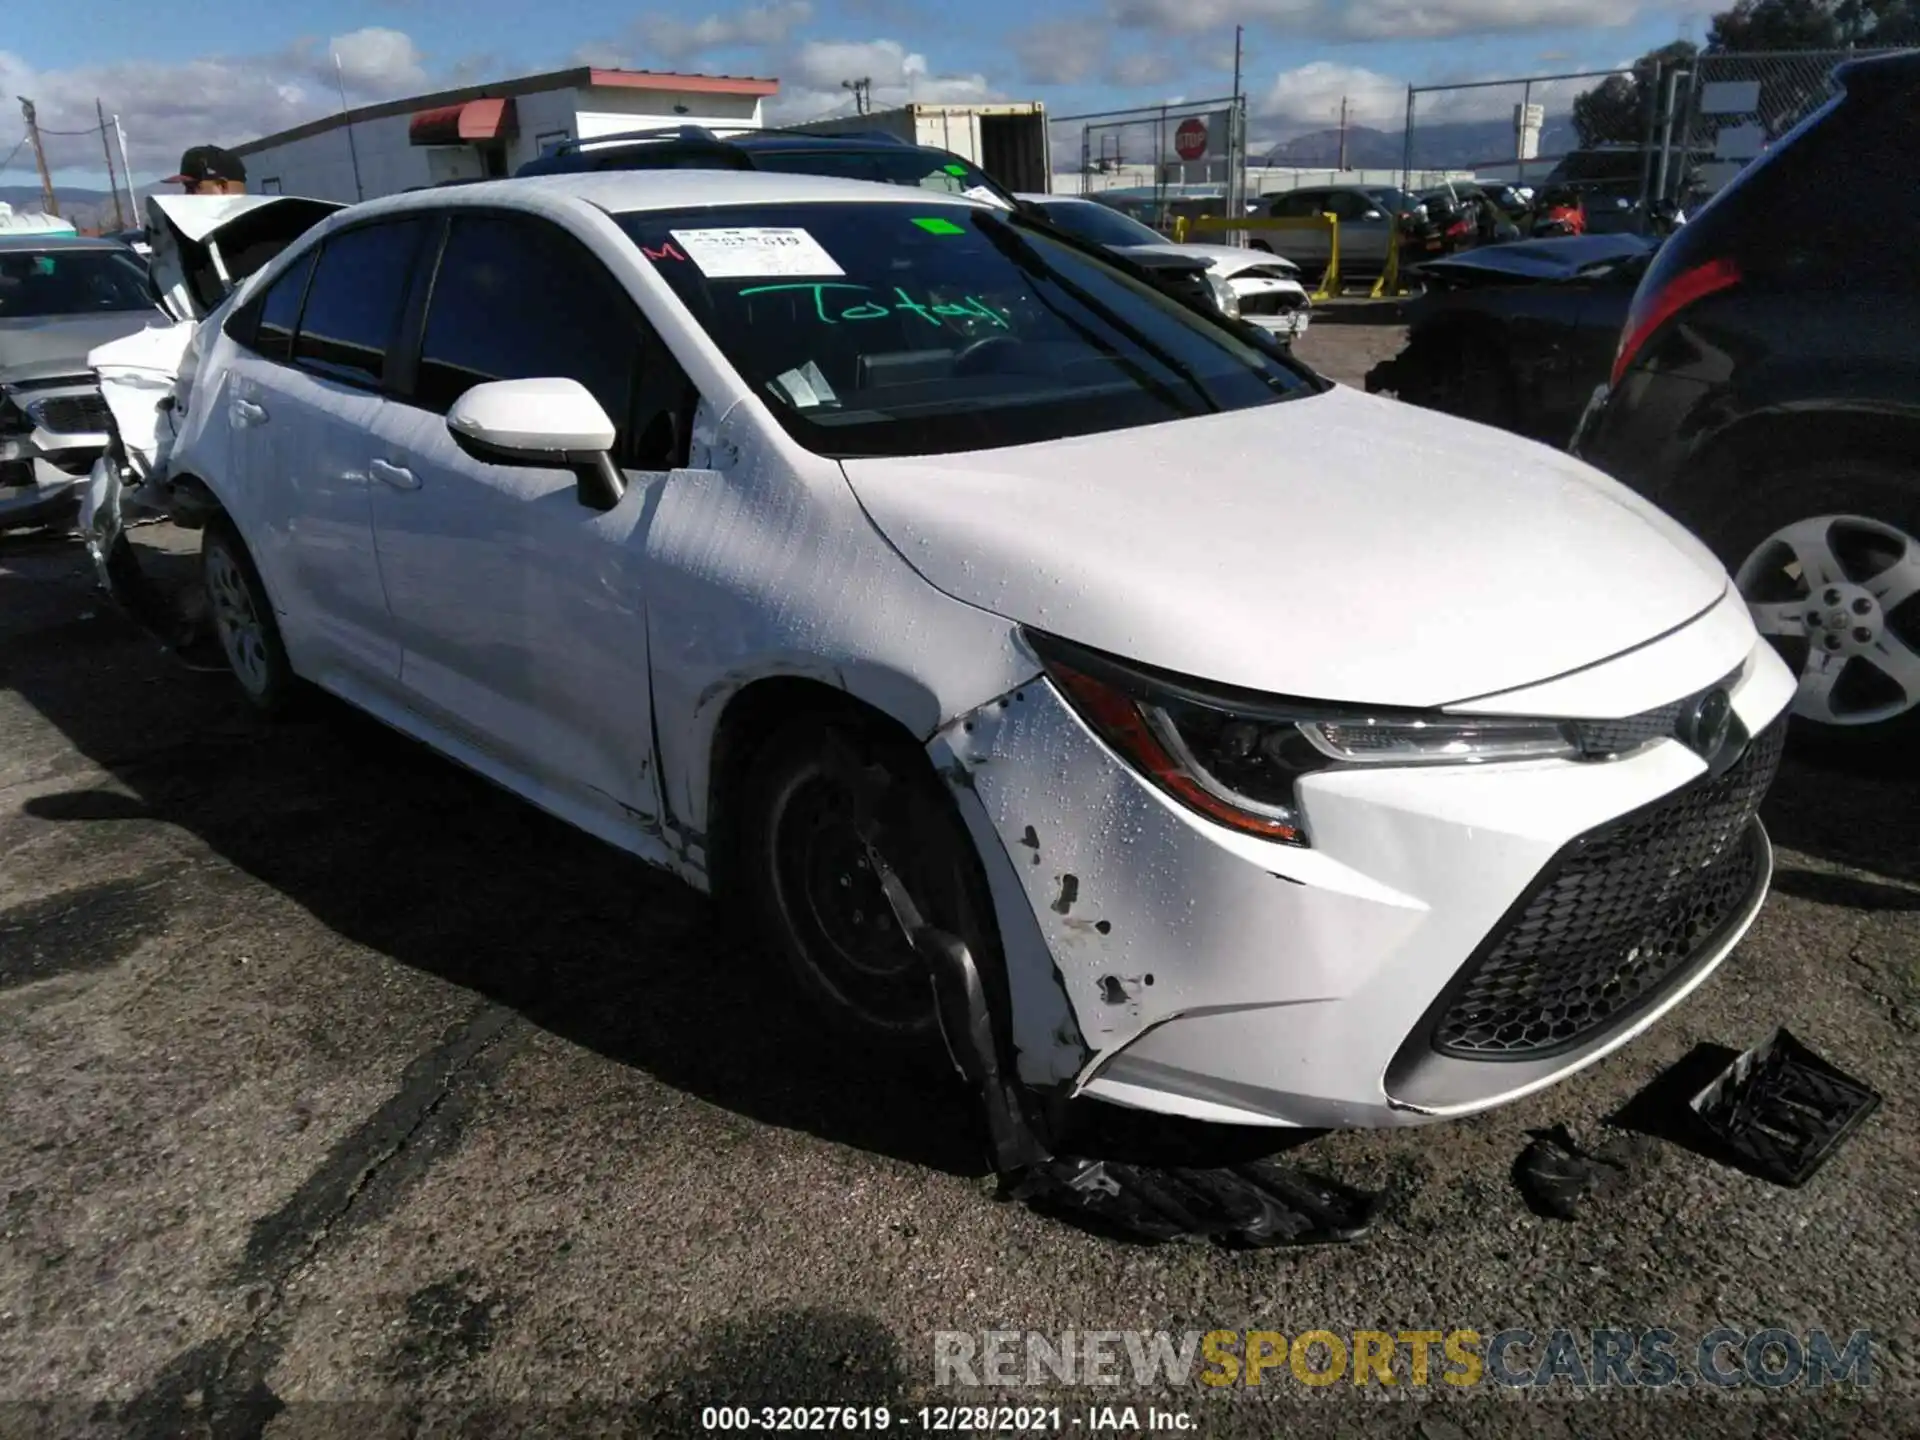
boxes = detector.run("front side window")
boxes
[0,248,155,317]
[416,213,693,468]
[292,220,428,388]
[1031,200,1167,249]
[619,202,1316,460]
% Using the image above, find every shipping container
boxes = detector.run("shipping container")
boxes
[789,103,1051,193]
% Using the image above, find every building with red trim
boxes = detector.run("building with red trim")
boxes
[230,66,780,202]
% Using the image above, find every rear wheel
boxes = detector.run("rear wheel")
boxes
[734,711,1003,1058]
[202,514,299,716]
[1705,461,1920,752]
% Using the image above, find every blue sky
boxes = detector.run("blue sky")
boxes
[3,0,1708,190]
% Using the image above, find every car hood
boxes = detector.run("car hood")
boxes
[839,385,1730,707]
[1,312,168,384]
[146,192,343,321]
[1126,241,1301,279]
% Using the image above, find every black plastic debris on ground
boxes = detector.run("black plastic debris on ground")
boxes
[1011,1154,1379,1249]
[1687,1028,1882,1188]
[858,834,1380,1249]
[1511,1124,1652,1221]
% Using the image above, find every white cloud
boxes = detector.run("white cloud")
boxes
[324,27,428,93]
[763,37,996,122]
[1014,22,1105,87]
[0,29,437,188]
[637,2,815,64]
[1259,60,1406,126]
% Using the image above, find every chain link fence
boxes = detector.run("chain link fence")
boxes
[1052,96,1249,226]
[1661,49,1901,207]
[1402,68,1634,194]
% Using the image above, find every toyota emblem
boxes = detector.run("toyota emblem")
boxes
[1680,687,1734,760]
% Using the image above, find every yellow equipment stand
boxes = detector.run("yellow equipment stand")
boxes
[1175,213,1412,302]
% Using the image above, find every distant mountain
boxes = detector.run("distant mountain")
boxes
[1256,118,1583,173]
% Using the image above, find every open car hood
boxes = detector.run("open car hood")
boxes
[145,193,343,322]
[1414,233,1658,289]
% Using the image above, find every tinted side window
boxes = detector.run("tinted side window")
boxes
[417,214,696,467]
[292,220,427,387]
[255,249,317,364]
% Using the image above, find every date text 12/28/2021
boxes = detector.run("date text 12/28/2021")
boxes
[699,1406,1195,1432]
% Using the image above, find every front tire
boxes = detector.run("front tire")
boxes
[734,711,1003,1058]
[1698,460,1920,753]
[201,514,299,716]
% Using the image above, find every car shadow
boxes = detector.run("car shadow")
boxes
[1761,751,1920,885]
[3,551,1011,1178]
[5,544,1330,1183]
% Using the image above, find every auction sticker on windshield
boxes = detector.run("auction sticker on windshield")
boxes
[670,227,845,279]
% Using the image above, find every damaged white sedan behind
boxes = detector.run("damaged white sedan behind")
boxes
[104,169,1795,1155]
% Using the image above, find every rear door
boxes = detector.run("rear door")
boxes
[366,210,699,830]
[224,218,429,691]
[1262,190,1331,267]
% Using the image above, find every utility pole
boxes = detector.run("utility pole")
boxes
[97,98,126,231]
[113,115,136,222]
[1338,95,1350,172]
[18,97,59,217]
[1230,24,1243,215]
[841,77,872,115]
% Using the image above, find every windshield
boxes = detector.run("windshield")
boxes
[1030,200,1167,249]
[619,202,1315,460]
[0,247,155,318]
[748,147,1014,208]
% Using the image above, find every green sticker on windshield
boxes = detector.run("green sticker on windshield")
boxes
[33,256,56,276]
[943,163,967,176]
[912,216,966,235]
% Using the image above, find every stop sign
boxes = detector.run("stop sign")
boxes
[1174,117,1209,161]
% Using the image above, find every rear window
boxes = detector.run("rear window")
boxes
[0,248,154,317]
[619,201,1316,460]
[1030,200,1167,249]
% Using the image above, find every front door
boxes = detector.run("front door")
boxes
[368,211,702,831]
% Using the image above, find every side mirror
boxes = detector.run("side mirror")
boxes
[446,377,626,510]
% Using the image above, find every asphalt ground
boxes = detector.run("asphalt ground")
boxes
[1,318,1916,1439]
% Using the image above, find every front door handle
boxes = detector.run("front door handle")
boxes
[233,398,268,425]
[370,458,419,491]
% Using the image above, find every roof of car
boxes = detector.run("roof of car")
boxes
[0,232,125,251]
[342,168,1000,221]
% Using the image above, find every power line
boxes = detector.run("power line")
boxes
[0,133,29,172]
[36,122,107,136]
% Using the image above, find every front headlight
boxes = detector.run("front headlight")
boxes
[1030,632,1578,847]
[1206,270,1241,319]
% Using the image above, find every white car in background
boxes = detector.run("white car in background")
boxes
[1018,193,1314,343]
[111,169,1796,1133]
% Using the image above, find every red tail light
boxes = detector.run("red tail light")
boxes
[1611,256,1742,387]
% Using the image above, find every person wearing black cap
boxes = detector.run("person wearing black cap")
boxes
[166,145,248,196]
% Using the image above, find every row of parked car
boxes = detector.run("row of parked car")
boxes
[0,52,1904,1157]
[1370,49,1918,753]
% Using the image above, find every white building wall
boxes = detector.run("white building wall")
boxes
[242,83,768,203]
[573,87,765,141]
[246,112,431,203]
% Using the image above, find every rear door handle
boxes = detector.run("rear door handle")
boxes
[369,458,419,491]
[233,399,268,425]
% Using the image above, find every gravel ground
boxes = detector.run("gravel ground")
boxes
[1,373,1915,1438]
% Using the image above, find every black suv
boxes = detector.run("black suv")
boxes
[516,125,1226,316]
[517,125,1022,205]
[1574,50,1920,752]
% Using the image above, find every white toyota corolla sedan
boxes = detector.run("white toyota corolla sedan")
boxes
[146,170,1794,1130]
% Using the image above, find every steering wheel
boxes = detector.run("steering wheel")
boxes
[952,334,1021,375]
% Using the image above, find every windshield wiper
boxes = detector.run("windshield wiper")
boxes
[976,213,1223,415]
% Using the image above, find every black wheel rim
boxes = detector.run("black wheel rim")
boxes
[768,766,934,1034]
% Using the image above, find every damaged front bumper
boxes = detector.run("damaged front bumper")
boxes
[931,621,1797,1130]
